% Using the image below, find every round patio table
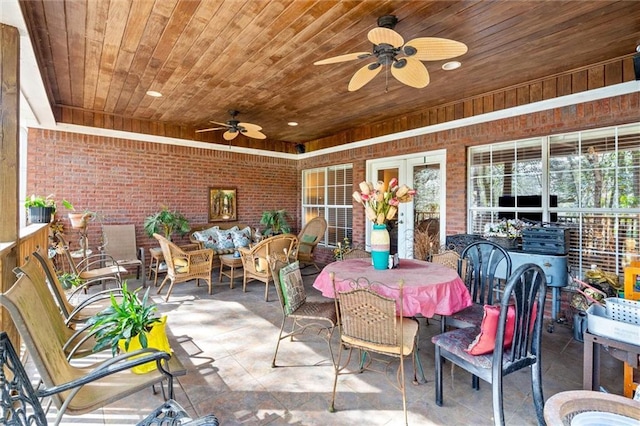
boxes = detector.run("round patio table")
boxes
[313,258,472,318]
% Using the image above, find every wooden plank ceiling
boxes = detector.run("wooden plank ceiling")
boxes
[19,0,640,153]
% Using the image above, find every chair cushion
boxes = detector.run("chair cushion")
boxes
[297,234,317,255]
[465,304,516,355]
[432,326,494,369]
[279,261,306,315]
[343,317,418,356]
[173,258,189,273]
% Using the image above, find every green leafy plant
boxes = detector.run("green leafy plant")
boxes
[87,282,161,356]
[24,194,57,209]
[58,272,82,290]
[144,207,190,240]
[260,209,291,237]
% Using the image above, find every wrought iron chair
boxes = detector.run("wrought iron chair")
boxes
[153,233,214,302]
[239,234,297,301]
[268,255,337,368]
[329,273,423,426]
[0,331,219,426]
[294,216,327,271]
[0,270,181,425]
[340,248,372,260]
[102,224,146,287]
[432,263,547,426]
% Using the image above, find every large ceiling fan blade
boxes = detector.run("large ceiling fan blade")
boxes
[314,52,371,65]
[223,130,239,141]
[404,37,468,61]
[243,128,267,140]
[208,120,231,127]
[196,127,227,133]
[348,63,382,91]
[367,27,404,48]
[391,57,430,88]
[238,122,262,131]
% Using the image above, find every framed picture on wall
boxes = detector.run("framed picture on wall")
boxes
[209,188,237,222]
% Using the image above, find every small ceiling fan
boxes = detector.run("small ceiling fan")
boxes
[196,110,266,140]
[314,15,468,91]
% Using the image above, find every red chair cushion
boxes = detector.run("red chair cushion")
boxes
[465,302,538,355]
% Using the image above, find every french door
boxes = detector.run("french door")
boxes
[366,150,446,259]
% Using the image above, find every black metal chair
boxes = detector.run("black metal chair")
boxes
[441,240,512,334]
[432,264,548,426]
[0,331,219,426]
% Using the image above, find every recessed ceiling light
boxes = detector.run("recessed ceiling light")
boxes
[288,121,299,126]
[146,90,163,97]
[442,61,461,71]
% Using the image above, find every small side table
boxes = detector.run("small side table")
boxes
[219,254,243,288]
[148,247,166,287]
[583,331,640,398]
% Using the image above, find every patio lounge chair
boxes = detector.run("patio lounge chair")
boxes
[0,331,219,426]
[102,224,146,286]
[0,269,182,425]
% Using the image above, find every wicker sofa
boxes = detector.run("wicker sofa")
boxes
[189,222,260,269]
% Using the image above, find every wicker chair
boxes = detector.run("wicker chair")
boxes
[340,248,372,260]
[0,269,180,425]
[428,249,468,282]
[239,233,297,302]
[268,255,337,368]
[295,216,327,271]
[102,224,146,287]
[153,233,214,302]
[329,273,422,426]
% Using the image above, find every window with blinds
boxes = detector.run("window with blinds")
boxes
[302,164,353,247]
[468,123,640,278]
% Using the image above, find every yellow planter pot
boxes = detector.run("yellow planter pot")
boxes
[118,315,172,374]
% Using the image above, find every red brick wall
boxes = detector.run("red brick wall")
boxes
[27,93,640,266]
[26,129,299,253]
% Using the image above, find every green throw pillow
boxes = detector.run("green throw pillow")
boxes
[298,234,317,254]
[279,261,305,315]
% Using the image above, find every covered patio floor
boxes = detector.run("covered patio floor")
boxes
[30,266,622,425]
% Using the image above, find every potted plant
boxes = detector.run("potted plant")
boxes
[260,209,291,237]
[24,194,57,223]
[58,272,82,290]
[62,200,96,229]
[87,283,170,373]
[144,207,190,241]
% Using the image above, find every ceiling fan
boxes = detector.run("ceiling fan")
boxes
[196,110,266,140]
[314,15,467,91]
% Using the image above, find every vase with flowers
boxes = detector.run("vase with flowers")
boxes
[352,178,416,269]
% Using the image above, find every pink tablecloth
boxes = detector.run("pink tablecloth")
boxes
[313,258,472,318]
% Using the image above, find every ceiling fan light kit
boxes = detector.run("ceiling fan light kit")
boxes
[314,15,467,91]
[196,110,266,140]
